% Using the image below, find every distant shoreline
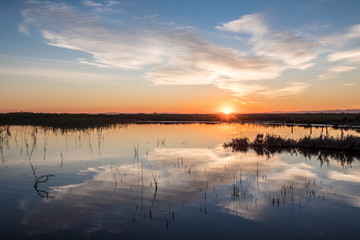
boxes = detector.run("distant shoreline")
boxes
[1,112,360,129]
[0,112,360,128]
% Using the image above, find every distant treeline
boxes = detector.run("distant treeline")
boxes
[0,112,360,129]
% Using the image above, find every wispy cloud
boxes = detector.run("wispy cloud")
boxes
[328,170,360,183]
[82,0,125,13]
[145,41,281,85]
[214,82,310,98]
[323,24,360,46]
[18,24,29,35]
[216,14,320,69]
[253,31,319,67]
[260,82,311,98]
[20,2,313,99]
[0,65,120,85]
[317,65,358,80]
[0,55,123,85]
[215,14,268,39]
[213,81,266,97]
[327,48,360,62]
[318,48,360,80]
[315,22,360,81]
[83,0,102,7]
[22,2,179,70]
[342,83,357,87]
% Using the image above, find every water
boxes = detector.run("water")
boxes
[0,124,359,239]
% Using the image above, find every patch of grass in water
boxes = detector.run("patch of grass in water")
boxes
[224,134,360,163]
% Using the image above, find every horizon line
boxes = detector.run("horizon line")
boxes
[2,109,360,115]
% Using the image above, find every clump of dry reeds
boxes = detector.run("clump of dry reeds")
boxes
[224,134,360,163]
[225,134,360,151]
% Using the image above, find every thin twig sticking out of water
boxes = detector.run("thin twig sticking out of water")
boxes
[134,141,139,163]
[97,129,103,156]
[88,132,93,155]
[0,128,5,163]
[27,129,38,180]
[60,152,63,168]
[113,173,117,193]
[152,172,159,191]
[43,129,48,161]
[34,174,55,199]
[256,162,259,190]
[0,137,4,163]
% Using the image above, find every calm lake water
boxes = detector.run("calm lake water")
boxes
[1,124,359,239]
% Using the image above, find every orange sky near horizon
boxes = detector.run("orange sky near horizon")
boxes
[1,66,359,114]
[1,80,358,114]
[2,66,359,114]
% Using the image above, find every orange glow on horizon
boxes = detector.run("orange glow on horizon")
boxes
[224,109,231,114]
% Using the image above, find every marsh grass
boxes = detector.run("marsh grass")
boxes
[224,134,360,163]
[225,134,360,151]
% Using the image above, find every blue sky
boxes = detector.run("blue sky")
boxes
[1,0,360,113]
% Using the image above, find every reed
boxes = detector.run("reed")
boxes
[224,134,360,152]
[224,134,360,163]
[152,172,159,190]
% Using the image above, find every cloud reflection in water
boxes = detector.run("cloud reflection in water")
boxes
[19,143,360,235]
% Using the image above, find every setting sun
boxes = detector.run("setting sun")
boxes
[224,109,231,114]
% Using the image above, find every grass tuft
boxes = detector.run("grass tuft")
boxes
[224,134,360,163]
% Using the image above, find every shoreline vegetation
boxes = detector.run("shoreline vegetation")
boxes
[0,112,360,129]
[224,134,360,163]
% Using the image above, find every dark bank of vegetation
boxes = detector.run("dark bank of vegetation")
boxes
[224,134,360,164]
[0,112,360,129]
[0,112,220,129]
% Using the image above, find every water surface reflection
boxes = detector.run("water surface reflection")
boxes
[0,124,359,239]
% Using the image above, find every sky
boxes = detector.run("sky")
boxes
[0,0,360,113]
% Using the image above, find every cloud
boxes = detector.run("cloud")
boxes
[213,81,311,99]
[323,24,360,46]
[18,24,29,35]
[215,14,268,39]
[342,83,357,87]
[260,82,311,98]
[22,2,180,70]
[21,2,311,99]
[82,0,125,13]
[83,0,102,7]
[0,65,121,84]
[318,48,360,80]
[145,41,281,86]
[216,14,320,69]
[328,170,360,183]
[329,65,357,73]
[317,65,358,80]
[346,24,360,40]
[76,58,112,68]
[317,24,360,80]
[253,31,319,67]
[214,81,266,97]
[327,48,360,62]
[215,82,310,98]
